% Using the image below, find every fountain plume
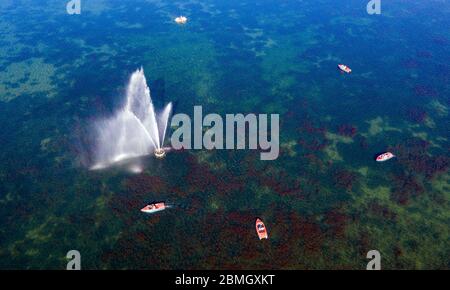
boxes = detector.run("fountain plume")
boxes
[158,102,173,148]
[91,68,172,171]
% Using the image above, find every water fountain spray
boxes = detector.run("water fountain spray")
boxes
[91,68,172,171]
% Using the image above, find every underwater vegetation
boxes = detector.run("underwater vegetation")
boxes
[0,0,449,269]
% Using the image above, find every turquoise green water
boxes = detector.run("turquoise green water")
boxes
[0,0,448,269]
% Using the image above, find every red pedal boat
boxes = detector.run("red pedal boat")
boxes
[174,16,188,24]
[338,64,352,74]
[141,202,166,214]
[255,218,268,240]
[376,152,395,162]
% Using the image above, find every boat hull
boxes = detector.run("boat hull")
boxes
[376,152,395,162]
[141,202,166,214]
[175,16,188,24]
[255,218,268,240]
[338,64,352,73]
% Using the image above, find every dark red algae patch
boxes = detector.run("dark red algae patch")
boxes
[414,85,438,98]
[337,124,358,138]
[297,220,325,255]
[405,107,427,124]
[181,153,247,197]
[388,138,449,205]
[266,210,327,265]
[297,120,329,153]
[324,209,348,239]
[332,169,358,192]
[367,201,397,220]
[259,170,303,197]
[126,174,167,196]
[393,138,449,179]
[390,173,424,205]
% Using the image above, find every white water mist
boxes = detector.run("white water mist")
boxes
[91,68,172,171]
